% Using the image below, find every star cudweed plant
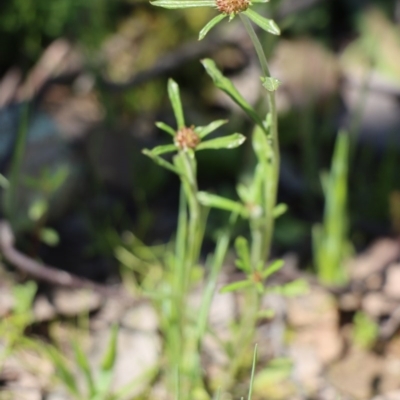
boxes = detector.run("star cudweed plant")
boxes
[141,0,292,397]
[142,78,246,398]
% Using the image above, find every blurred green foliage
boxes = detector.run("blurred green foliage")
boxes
[0,0,114,72]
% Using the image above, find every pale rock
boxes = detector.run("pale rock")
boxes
[328,348,382,400]
[349,239,400,281]
[121,302,158,332]
[286,287,338,328]
[289,346,323,393]
[384,264,400,300]
[33,294,56,322]
[52,288,102,316]
[371,390,400,400]
[362,292,396,317]
[287,287,343,364]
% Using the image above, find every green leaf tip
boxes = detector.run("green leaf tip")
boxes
[243,9,280,35]
[199,14,226,40]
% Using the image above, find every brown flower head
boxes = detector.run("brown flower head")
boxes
[174,126,200,150]
[216,0,251,15]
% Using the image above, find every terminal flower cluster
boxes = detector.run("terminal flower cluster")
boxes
[150,0,280,40]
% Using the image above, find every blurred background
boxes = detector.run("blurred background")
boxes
[1,0,400,282]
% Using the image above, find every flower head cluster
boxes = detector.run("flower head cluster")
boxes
[174,126,200,150]
[216,0,250,15]
[150,0,280,40]
[142,79,245,172]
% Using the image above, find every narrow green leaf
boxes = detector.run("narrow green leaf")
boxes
[196,133,246,151]
[236,183,252,204]
[248,344,258,400]
[261,76,282,92]
[168,79,185,129]
[243,9,280,35]
[235,236,252,273]
[151,0,216,8]
[0,173,9,189]
[252,0,269,2]
[142,149,179,174]
[272,203,287,218]
[199,14,226,40]
[101,324,119,371]
[149,144,177,156]
[73,342,95,397]
[201,58,265,129]
[220,279,252,293]
[197,191,248,216]
[195,119,228,138]
[262,259,284,279]
[46,346,79,397]
[257,309,275,319]
[155,121,176,136]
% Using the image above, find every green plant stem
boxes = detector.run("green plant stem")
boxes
[221,16,281,390]
[172,151,204,397]
[196,213,237,342]
[240,15,280,262]
[180,151,201,288]
[223,290,261,392]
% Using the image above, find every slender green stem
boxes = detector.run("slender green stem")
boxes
[223,290,261,391]
[180,151,201,287]
[196,213,237,342]
[239,15,270,78]
[240,15,280,262]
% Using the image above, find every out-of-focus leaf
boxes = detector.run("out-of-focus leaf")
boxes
[272,203,288,218]
[28,199,48,221]
[220,279,252,293]
[101,324,119,372]
[46,346,80,397]
[39,228,59,246]
[197,191,248,216]
[234,236,252,273]
[73,341,95,397]
[236,183,251,204]
[12,281,37,314]
[0,173,9,189]
[261,259,283,279]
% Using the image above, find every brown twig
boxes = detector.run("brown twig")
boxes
[0,220,124,297]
